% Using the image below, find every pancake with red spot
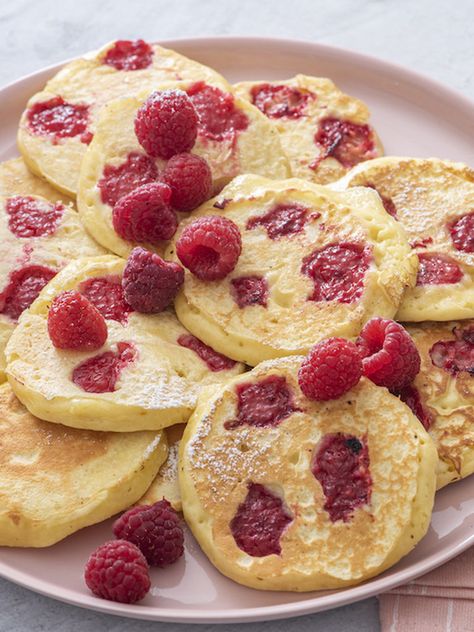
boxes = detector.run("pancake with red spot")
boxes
[179,356,438,591]
[166,174,417,366]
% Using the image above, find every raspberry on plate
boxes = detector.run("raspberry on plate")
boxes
[162,153,212,212]
[135,90,198,159]
[84,539,150,604]
[47,290,108,351]
[123,247,184,313]
[112,182,178,245]
[176,215,241,281]
[113,499,184,567]
[357,318,421,391]
[298,337,362,401]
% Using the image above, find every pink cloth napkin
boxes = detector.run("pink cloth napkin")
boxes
[379,546,474,632]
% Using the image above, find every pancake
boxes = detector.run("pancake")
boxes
[333,157,474,321]
[77,81,290,258]
[234,74,383,184]
[0,383,167,547]
[179,356,438,591]
[167,174,417,366]
[403,321,474,489]
[18,39,230,197]
[0,158,72,205]
[5,255,245,432]
[0,194,104,383]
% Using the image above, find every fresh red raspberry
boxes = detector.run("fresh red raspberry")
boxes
[47,290,108,351]
[112,182,178,245]
[122,247,184,313]
[298,338,362,401]
[135,90,198,159]
[162,153,212,212]
[84,539,150,604]
[113,499,184,567]
[356,318,421,391]
[176,216,241,281]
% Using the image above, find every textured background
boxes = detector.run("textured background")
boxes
[0,0,472,630]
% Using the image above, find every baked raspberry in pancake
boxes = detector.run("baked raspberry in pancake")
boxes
[179,357,437,591]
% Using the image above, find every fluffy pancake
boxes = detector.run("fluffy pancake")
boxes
[403,321,474,489]
[18,40,230,197]
[234,74,383,184]
[5,255,245,432]
[0,158,72,205]
[333,157,474,321]
[77,82,290,258]
[0,383,167,547]
[179,356,438,591]
[167,174,417,366]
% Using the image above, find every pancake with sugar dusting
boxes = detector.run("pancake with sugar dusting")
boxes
[167,174,417,366]
[234,74,383,184]
[402,321,474,489]
[334,157,474,322]
[6,255,244,432]
[0,158,71,205]
[77,81,290,258]
[0,383,167,547]
[18,39,230,197]
[179,356,438,591]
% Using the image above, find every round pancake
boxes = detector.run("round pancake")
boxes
[0,194,104,383]
[0,383,167,547]
[5,255,245,432]
[0,158,72,205]
[18,40,230,197]
[77,82,290,258]
[179,356,438,591]
[403,321,474,489]
[234,74,383,184]
[333,157,474,321]
[167,174,417,366]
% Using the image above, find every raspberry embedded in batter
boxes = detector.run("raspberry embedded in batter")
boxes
[79,276,133,324]
[6,196,64,238]
[187,82,249,142]
[301,242,372,303]
[416,252,463,286]
[72,342,137,393]
[448,211,474,253]
[231,275,268,308]
[230,483,293,557]
[398,385,433,430]
[429,325,474,376]
[98,152,159,208]
[250,83,311,119]
[312,433,372,522]
[177,333,236,372]
[225,375,300,430]
[102,39,153,71]
[26,97,92,144]
[366,184,397,218]
[0,265,56,321]
[246,204,309,239]
[313,117,376,169]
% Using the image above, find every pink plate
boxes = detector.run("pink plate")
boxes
[0,36,473,623]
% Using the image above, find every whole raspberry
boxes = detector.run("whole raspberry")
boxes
[298,338,362,401]
[112,182,178,245]
[162,153,212,212]
[356,318,421,391]
[176,215,242,281]
[47,290,108,351]
[84,539,150,604]
[113,499,184,567]
[135,90,198,159]
[123,247,184,313]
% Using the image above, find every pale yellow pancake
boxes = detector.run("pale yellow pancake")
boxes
[0,158,72,205]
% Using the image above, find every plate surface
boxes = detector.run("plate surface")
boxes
[0,36,473,624]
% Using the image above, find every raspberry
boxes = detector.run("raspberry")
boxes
[246,204,308,240]
[365,184,397,218]
[448,211,474,253]
[99,152,158,208]
[177,333,236,371]
[357,318,421,391]
[135,90,198,159]
[112,182,178,245]
[79,276,133,324]
[416,252,463,286]
[398,385,433,430]
[429,325,474,376]
[113,499,184,567]
[161,153,212,212]
[122,247,184,313]
[102,39,153,71]
[298,338,362,401]
[47,291,108,351]
[84,539,150,604]
[0,265,56,321]
[26,97,92,144]
[231,275,268,308]
[313,117,375,168]
[6,196,64,238]
[72,342,136,393]
[176,216,241,281]
[186,82,248,141]
[250,83,311,119]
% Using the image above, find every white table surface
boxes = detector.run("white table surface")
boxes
[0,1,472,630]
